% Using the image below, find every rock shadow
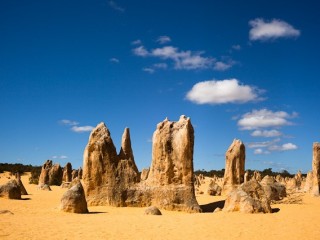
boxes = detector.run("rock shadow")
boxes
[87,211,107,214]
[20,197,31,201]
[272,208,280,213]
[200,200,225,213]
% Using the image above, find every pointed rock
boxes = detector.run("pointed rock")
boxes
[15,172,28,195]
[38,160,52,185]
[0,180,21,199]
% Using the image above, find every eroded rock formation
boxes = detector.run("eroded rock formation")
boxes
[0,180,21,199]
[62,162,72,183]
[223,180,272,214]
[222,139,245,195]
[82,116,200,213]
[312,142,320,196]
[38,160,63,186]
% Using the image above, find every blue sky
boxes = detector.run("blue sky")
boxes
[1,0,319,173]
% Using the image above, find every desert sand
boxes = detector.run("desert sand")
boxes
[1,172,320,240]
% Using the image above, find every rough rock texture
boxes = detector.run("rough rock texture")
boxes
[15,173,28,195]
[304,171,313,193]
[144,116,200,212]
[48,163,63,185]
[38,160,63,186]
[71,170,79,180]
[144,206,162,215]
[82,116,201,213]
[222,139,245,195]
[0,180,21,199]
[312,142,320,196]
[38,160,52,185]
[140,168,150,181]
[83,123,140,206]
[62,162,72,183]
[223,180,272,214]
[207,179,222,196]
[59,180,88,213]
[260,175,286,201]
[252,171,262,182]
[244,171,250,183]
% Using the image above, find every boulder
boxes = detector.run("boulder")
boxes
[59,180,88,213]
[223,180,272,214]
[222,139,245,195]
[144,206,162,215]
[0,180,21,199]
[260,175,286,201]
[207,179,222,196]
[62,162,72,183]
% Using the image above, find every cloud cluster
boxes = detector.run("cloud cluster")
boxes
[186,79,262,105]
[239,109,298,154]
[108,1,125,12]
[237,109,297,130]
[132,37,235,72]
[60,119,94,133]
[249,18,300,41]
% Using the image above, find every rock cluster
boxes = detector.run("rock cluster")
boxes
[82,116,200,212]
[38,160,63,186]
[222,139,245,195]
[223,180,272,214]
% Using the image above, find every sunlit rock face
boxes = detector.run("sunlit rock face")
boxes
[222,139,245,195]
[312,142,320,196]
[82,116,201,213]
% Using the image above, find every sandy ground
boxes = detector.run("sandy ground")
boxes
[1,172,320,240]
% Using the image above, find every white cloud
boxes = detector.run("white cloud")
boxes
[108,1,125,12]
[71,126,94,133]
[157,36,171,44]
[249,18,300,41]
[248,138,280,148]
[269,143,298,151]
[133,45,231,71]
[186,79,261,105]
[52,155,68,159]
[59,119,79,126]
[131,39,142,45]
[251,129,282,138]
[143,68,155,74]
[132,46,149,57]
[213,61,234,71]
[254,148,270,155]
[238,109,297,130]
[110,58,119,63]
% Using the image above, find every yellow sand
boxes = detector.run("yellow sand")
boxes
[1,172,320,240]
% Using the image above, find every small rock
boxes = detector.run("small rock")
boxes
[213,207,222,213]
[144,206,162,215]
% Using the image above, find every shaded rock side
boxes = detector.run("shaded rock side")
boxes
[223,180,272,214]
[222,139,245,195]
[312,142,320,196]
[0,180,21,199]
[260,175,286,201]
[15,173,28,195]
[62,162,72,183]
[145,115,200,212]
[48,163,63,186]
[59,180,88,213]
[82,123,139,206]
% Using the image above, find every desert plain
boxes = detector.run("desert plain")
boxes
[1,172,320,240]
